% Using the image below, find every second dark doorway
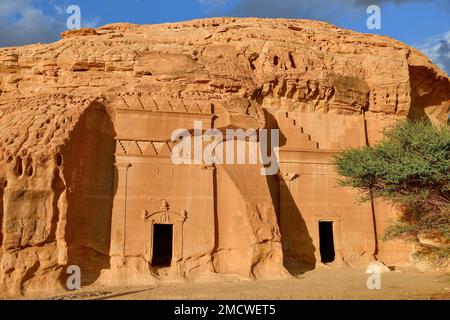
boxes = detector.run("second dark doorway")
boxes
[319,221,335,263]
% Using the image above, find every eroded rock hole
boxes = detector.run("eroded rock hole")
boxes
[25,158,33,177]
[273,55,279,66]
[288,53,296,68]
[319,221,335,263]
[56,153,63,167]
[15,157,23,176]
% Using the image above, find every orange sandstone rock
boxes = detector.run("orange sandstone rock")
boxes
[0,18,449,296]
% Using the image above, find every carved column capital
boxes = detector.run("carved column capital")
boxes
[278,172,299,182]
[114,162,132,169]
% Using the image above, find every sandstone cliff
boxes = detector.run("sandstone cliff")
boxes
[0,18,449,296]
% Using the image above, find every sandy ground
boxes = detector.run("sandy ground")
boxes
[24,266,450,300]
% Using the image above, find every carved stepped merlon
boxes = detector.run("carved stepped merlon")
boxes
[116,138,173,157]
[113,93,212,114]
[287,111,366,149]
[278,112,319,149]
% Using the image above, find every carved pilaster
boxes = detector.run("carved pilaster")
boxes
[110,162,131,266]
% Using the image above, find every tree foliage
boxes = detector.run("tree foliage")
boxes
[334,120,450,267]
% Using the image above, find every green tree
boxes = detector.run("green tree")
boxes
[334,120,450,267]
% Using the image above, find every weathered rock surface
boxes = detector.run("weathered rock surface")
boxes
[0,18,449,297]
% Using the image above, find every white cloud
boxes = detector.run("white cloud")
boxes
[0,0,102,47]
[228,0,344,20]
[226,0,449,19]
[197,0,230,12]
[0,0,64,46]
[418,32,450,76]
[352,0,432,6]
[82,16,102,29]
[53,4,64,15]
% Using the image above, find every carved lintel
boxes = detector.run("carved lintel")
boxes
[143,199,187,223]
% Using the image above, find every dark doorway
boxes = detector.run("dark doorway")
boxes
[319,221,335,263]
[152,224,173,267]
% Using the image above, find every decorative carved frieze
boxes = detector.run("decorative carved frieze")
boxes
[112,93,212,114]
[116,139,173,156]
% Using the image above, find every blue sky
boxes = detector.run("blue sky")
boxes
[0,0,449,74]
